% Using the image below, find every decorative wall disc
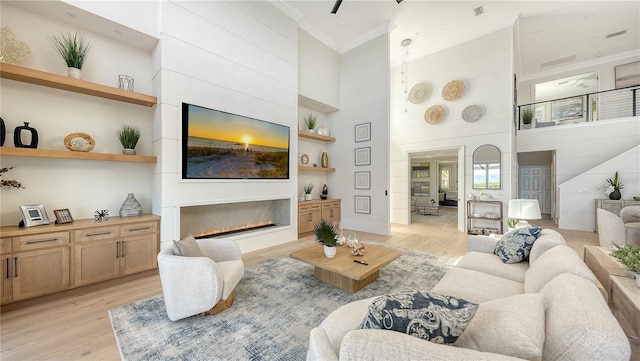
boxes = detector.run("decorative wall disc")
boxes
[442,80,465,101]
[424,105,447,124]
[64,132,95,152]
[408,83,431,104]
[462,105,482,122]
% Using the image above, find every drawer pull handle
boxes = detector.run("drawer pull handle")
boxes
[5,258,9,279]
[128,227,150,232]
[121,242,126,257]
[26,238,59,245]
[87,231,113,237]
[14,257,18,278]
[116,242,120,259]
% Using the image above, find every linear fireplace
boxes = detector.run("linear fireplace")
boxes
[179,198,291,239]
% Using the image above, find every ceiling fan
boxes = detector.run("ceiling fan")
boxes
[331,0,403,14]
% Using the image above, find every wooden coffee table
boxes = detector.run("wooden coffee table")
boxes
[290,244,402,293]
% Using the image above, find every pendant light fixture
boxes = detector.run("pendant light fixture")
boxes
[401,38,412,112]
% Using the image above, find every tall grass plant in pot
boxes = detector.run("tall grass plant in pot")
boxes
[117,125,141,155]
[314,219,338,258]
[49,31,92,79]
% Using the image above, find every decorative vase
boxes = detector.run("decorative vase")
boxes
[323,245,336,258]
[609,189,622,200]
[0,117,5,146]
[122,148,136,155]
[304,193,312,201]
[317,127,330,136]
[308,128,316,134]
[119,193,143,217]
[67,67,81,79]
[13,122,38,148]
[321,152,328,168]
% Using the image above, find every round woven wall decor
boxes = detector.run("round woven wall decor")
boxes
[442,80,465,101]
[408,83,431,104]
[462,105,482,122]
[424,105,447,124]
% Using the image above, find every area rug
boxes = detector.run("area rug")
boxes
[412,206,458,224]
[109,245,455,361]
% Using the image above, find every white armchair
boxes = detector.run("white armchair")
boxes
[596,208,626,248]
[158,238,244,321]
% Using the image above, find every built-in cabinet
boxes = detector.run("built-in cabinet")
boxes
[595,199,640,232]
[467,200,503,235]
[0,214,159,304]
[298,199,341,236]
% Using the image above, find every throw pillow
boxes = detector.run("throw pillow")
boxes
[454,293,545,361]
[494,227,542,264]
[360,291,479,344]
[173,234,203,257]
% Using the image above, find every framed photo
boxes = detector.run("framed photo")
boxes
[355,147,371,166]
[355,122,371,142]
[355,171,371,189]
[18,204,50,227]
[615,61,640,89]
[355,196,371,214]
[53,209,74,224]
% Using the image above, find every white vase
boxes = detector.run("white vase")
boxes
[304,194,312,201]
[324,245,336,258]
[122,148,136,155]
[67,67,81,79]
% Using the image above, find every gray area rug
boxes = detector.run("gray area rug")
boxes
[412,206,458,224]
[109,245,454,361]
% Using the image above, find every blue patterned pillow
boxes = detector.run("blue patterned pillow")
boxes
[360,291,479,344]
[494,227,542,264]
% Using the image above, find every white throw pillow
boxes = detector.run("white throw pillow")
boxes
[454,293,545,361]
[172,234,203,257]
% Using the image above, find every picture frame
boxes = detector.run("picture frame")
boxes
[354,171,371,189]
[18,204,50,227]
[551,96,583,121]
[355,122,371,142]
[614,61,640,89]
[355,147,371,166]
[355,196,371,214]
[53,208,74,224]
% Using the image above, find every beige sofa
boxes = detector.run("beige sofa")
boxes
[307,229,631,361]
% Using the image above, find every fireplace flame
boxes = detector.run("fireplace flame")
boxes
[194,221,275,238]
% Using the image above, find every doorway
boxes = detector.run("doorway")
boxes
[517,151,556,219]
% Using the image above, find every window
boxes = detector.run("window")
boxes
[440,168,450,191]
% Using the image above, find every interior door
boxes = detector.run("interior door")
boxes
[519,166,551,214]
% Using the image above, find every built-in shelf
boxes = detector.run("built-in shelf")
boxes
[0,63,157,107]
[0,147,157,163]
[298,130,335,143]
[298,165,335,173]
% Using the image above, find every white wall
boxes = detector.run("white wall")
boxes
[329,33,391,235]
[0,3,155,225]
[298,29,340,110]
[390,28,515,227]
[153,1,299,252]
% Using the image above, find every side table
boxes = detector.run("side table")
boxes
[583,245,628,305]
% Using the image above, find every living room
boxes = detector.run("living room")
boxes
[0,0,639,360]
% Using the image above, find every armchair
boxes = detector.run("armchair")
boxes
[596,208,626,248]
[158,238,244,321]
[620,206,640,245]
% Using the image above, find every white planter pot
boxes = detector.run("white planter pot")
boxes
[304,194,312,201]
[122,148,136,155]
[67,67,82,79]
[324,245,336,258]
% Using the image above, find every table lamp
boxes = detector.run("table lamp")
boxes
[508,199,541,228]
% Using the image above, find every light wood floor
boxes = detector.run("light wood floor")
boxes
[1,216,636,361]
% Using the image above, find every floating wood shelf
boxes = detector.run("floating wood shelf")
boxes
[0,147,157,163]
[0,63,157,107]
[298,165,335,173]
[298,130,335,143]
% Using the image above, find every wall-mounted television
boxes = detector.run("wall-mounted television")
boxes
[182,103,290,179]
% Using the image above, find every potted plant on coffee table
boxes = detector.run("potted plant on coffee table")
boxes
[117,125,141,155]
[314,219,338,258]
[610,243,640,288]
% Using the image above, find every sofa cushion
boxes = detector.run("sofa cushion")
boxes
[455,293,545,361]
[431,268,524,304]
[494,227,542,264]
[524,245,596,293]
[539,273,631,361]
[456,251,529,283]
[172,234,203,257]
[318,297,376,356]
[528,229,566,264]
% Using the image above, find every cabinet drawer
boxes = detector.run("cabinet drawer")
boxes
[299,204,321,212]
[322,201,340,209]
[13,232,70,251]
[121,221,157,237]
[1,238,11,254]
[75,226,120,243]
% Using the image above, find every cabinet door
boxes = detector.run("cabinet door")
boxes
[120,233,158,276]
[298,204,321,234]
[74,240,119,286]
[321,202,341,226]
[13,247,70,301]
[1,254,12,304]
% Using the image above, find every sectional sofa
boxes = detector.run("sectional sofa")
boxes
[307,229,631,361]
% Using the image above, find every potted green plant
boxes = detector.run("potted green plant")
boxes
[117,125,141,155]
[603,171,624,200]
[49,31,92,79]
[610,243,640,288]
[303,183,314,201]
[521,107,533,129]
[314,219,338,258]
[304,112,317,133]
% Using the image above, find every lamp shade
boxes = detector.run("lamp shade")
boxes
[508,199,541,220]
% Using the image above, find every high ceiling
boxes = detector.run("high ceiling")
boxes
[281,0,640,76]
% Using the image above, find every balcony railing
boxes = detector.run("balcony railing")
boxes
[516,85,640,130]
